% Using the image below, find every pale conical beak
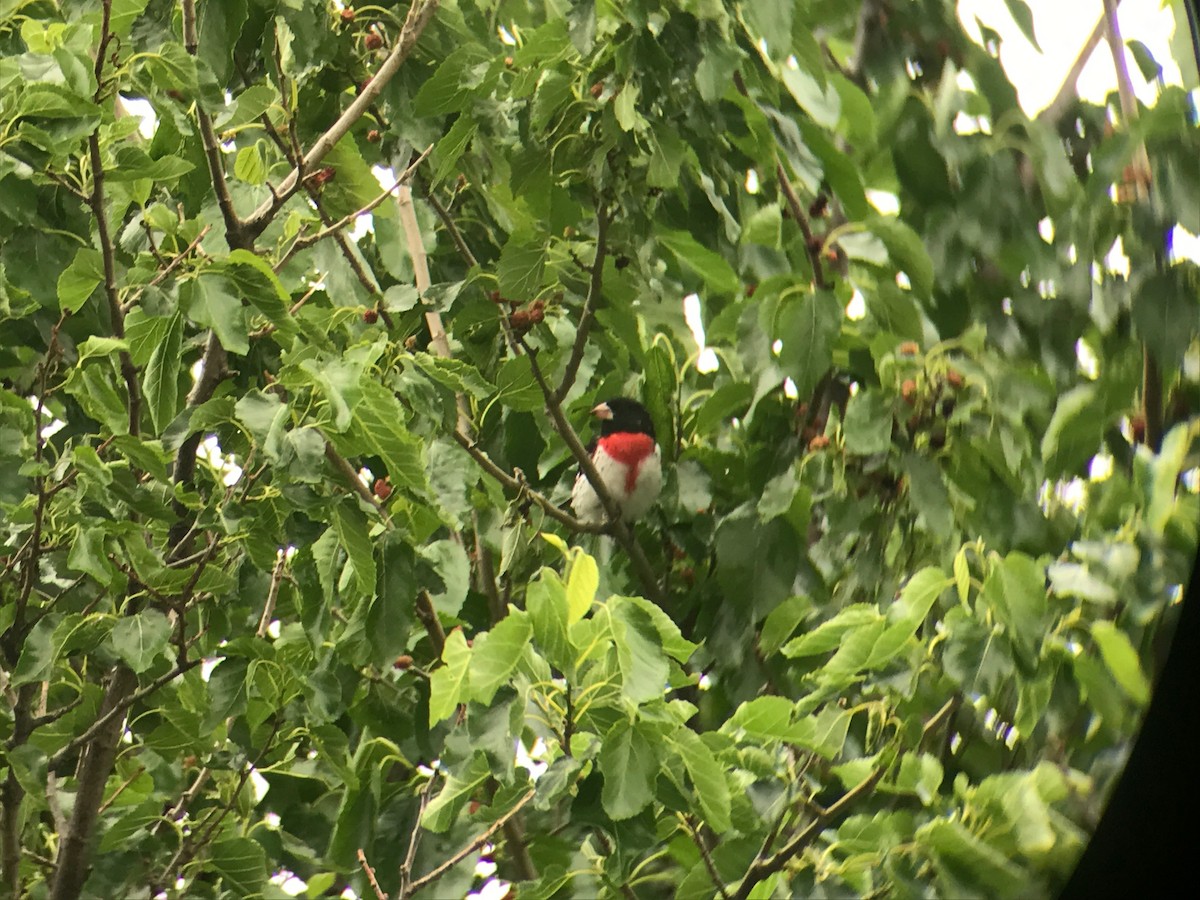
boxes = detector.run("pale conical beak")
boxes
[591,402,613,420]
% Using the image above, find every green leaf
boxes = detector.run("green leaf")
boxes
[223,249,297,344]
[775,291,842,401]
[643,338,677,455]
[497,232,548,302]
[210,836,267,896]
[469,610,533,704]
[905,454,954,537]
[728,695,807,742]
[599,719,660,820]
[413,44,490,116]
[782,604,881,658]
[1133,269,1199,371]
[428,628,472,726]
[331,502,376,597]
[494,355,545,412]
[608,599,670,704]
[527,569,572,672]
[613,81,643,132]
[918,820,1027,899]
[866,216,935,297]
[842,390,891,455]
[742,202,783,248]
[422,753,490,832]
[354,379,428,492]
[10,615,59,686]
[57,247,103,313]
[1090,621,1150,705]
[564,549,598,624]
[659,229,739,294]
[233,143,267,185]
[144,311,183,435]
[980,553,1047,664]
[109,610,172,674]
[76,336,129,362]
[1002,0,1042,52]
[432,113,478,186]
[669,728,731,832]
[1041,385,1103,478]
[182,275,249,355]
[889,567,950,631]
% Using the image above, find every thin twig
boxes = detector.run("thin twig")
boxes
[730,698,959,900]
[325,441,393,527]
[182,0,244,244]
[242,0,440,240]
[275,145,434,272]
[415,590,446,657]
[1036,15,1108,124]
[399,770,441,895]
[555,203,610,402]
[450,431,607,534]
[256,553,288,637]
[48,659,200,770]
[681,815,730,899]
[122,224,212,312]
[358,848,388,900]
[425,189,479,267]
[403,788,537,898]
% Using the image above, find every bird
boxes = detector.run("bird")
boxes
[570,397,662,524]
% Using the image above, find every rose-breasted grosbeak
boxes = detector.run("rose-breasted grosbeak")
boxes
[570,398,662,524]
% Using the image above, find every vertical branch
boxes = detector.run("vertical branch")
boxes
[1101,0,1162,449]
[88,0,140,435]
[50,666,139,900]
[555,203,610,402]
[181,0,246,246]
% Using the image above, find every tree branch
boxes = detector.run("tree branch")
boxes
[357,849,388,900]
[49,665,139,900]
[732,73,829,289]
[555,202,610,402]
[181,0,246,245]
[415,590,446,657]
[48,659,200,771]
[450,431,608,534]
[275,145,433,272]
[242,0,440,240]
[730,698,959,900]
[402,787,537,898]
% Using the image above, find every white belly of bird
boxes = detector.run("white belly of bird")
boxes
[571,445,662,523]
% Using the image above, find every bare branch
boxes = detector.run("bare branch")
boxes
[325,441,394,526]
[357,848,388,900]
[730,698,960,900]
[122,224,212,312]
[50,666,139,900]
[399,771,441,897]
[450,431,607,534]
[1036,15,1108,125]
[415,590,446,657]
[681,815,730,900]
[181,0,246,244]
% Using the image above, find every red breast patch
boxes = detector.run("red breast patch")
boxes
[597,432,657,493]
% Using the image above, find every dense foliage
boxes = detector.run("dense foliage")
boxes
[1,0,1197,897]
